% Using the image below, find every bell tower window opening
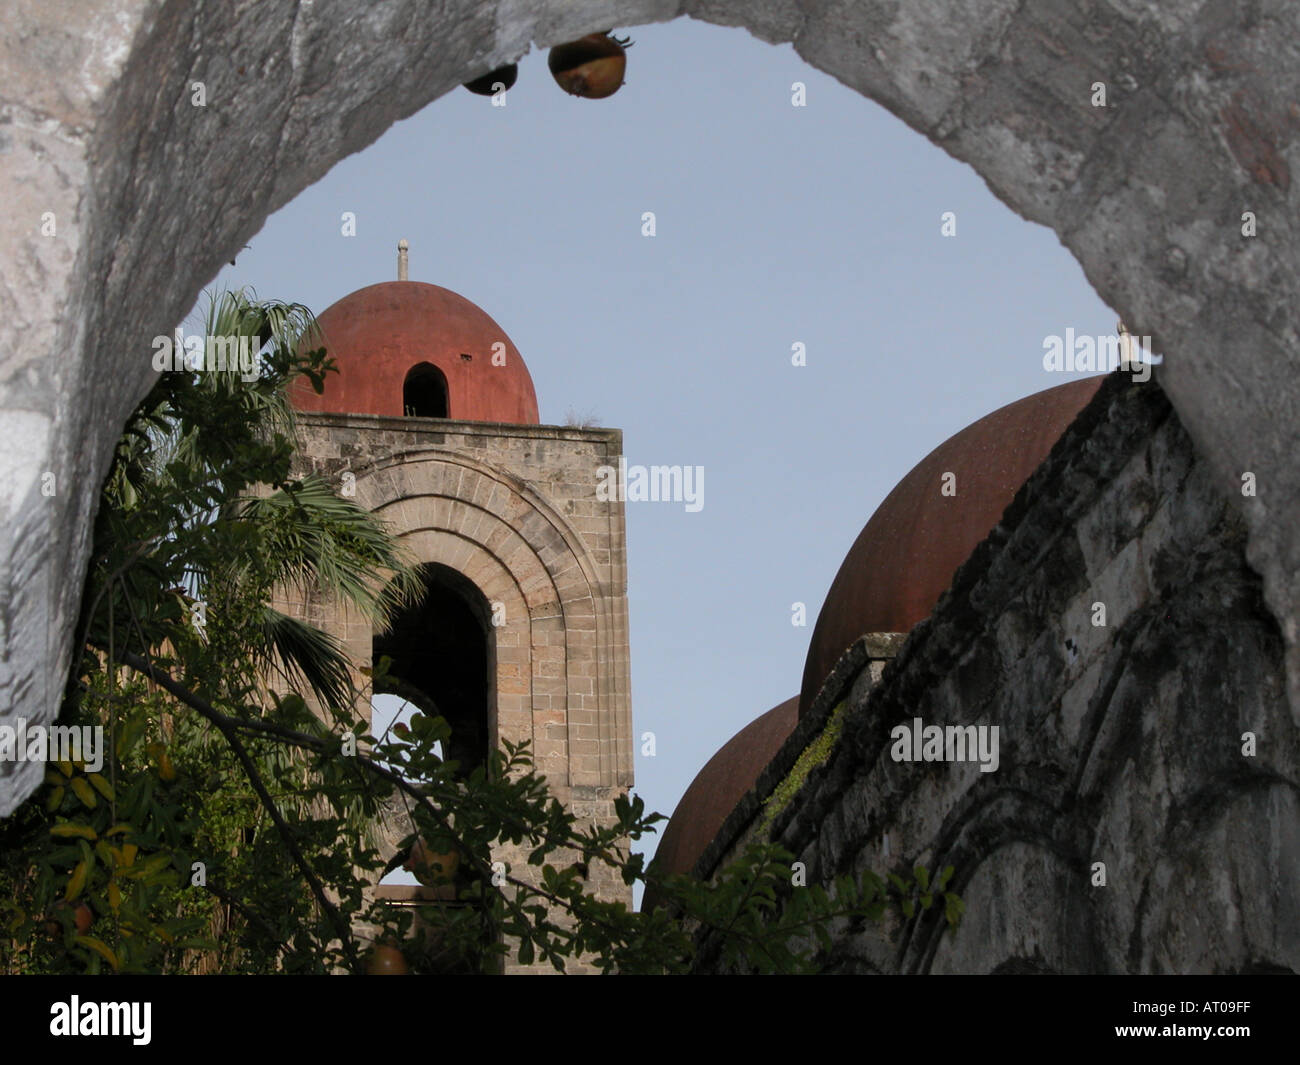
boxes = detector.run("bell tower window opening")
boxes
[404,362,448,418]
[372,563,494,776]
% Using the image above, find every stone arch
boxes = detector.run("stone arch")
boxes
[3,0,1299,815]
[351,449,629,788]
[372,560,495,771]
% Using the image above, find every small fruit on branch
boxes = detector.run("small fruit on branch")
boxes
[548,32,632,99]
[365,943,410,974]
[463,63,518,96]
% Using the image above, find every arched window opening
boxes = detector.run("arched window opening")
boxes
[369,564,497,973]
[372,563,493,775]
[403,362,448,418]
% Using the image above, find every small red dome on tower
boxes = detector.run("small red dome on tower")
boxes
[798,377,1104,716]
[292,281,540,424]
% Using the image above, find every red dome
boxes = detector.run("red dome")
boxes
[645,697,799,909]
[799,377,1104,717]
[291,281,539,423]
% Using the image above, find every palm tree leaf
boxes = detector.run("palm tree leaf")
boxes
[234,477,421,630]
[257,607,355,714]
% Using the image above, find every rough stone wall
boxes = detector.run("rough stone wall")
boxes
[699,373,1299,973]
[290,414,633,789]
[281,413,633,970]
[2,0,1299,829]
[689,632,906,882]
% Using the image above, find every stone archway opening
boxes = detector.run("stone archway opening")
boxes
[372,563,495,776]
[3,0,1298,824]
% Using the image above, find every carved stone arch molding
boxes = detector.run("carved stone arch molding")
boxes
[353,450,628,790]
[2,0,1299,814]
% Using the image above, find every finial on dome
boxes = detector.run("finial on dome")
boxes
[1117,319,1133,367]
[397,239,409,281]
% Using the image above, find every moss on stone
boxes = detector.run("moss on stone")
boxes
[758,701,846,833]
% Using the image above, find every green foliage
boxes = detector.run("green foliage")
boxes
[663,847,887,974]
[0,678,212,973]
[886,864,964,929]
[0,288,960,975]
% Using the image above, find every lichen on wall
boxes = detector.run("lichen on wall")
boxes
[758,701,846,834]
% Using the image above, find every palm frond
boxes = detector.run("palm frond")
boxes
[234,476,422,631]
[257,606,355,714]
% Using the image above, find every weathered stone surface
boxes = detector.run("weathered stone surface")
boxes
[1,1,1298,830]
[288,413,633,793]
[697,374,1298,973]
[281,412,633,973]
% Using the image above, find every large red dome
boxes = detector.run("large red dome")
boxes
[291,281,540,424]
[645,696,799,909]
[798,377,1104,717]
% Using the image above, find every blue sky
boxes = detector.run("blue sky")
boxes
[197,17,1114,898]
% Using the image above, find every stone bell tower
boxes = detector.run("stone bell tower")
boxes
[281,242,634,934]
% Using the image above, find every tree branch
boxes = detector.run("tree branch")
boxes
[109,646,669,967]
[111,647,359,970]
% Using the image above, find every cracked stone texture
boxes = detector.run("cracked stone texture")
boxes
[1,0,1298,816]
[698,375,1298,973]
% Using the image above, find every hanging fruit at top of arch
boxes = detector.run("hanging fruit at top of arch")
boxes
[548,32,633,99]
[462,63,518,96]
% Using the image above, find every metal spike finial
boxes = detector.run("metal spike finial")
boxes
[1117,319,1133,367]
